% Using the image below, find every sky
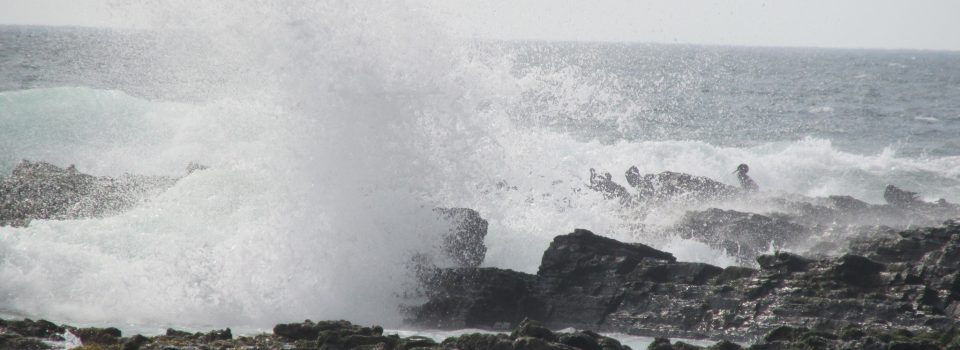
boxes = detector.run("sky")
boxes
[1,0,959,51]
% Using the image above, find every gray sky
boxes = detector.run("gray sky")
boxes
[2,0,959,51]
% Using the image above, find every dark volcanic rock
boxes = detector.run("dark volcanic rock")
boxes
[756,252,811,273]
[0,334,49,350]
[69,326,122,345]
[537,229,676,328]
[0,319,63,339]
[406,268,546,330]
[1,317,635,350]
[122,334,150,350]
[672,209,808,265]
[538,229,676,278]
[656,325,960,349]
[624,168,739,202]
[410,221,960,341]
[274,320,374,341]
[589,168,632,205]
[434,207,489,268]
[0,160,177,226]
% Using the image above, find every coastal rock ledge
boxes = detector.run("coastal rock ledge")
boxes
[407,221,960,342]
[0,318,639,350]
[4,316,960,349]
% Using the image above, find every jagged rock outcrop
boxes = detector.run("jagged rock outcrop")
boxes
[0,317,635,350]
[537,229,676,327]
[653,325,960,349]
[408,222,960,342]
[671,209,809,265]
[406,267,546,330]
[434,207,489,268]
[589,168,632,205]
[625,168,739,202]
[0,160,177,226]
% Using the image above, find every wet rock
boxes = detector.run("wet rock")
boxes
[70,326,122,345]
[0,160,176,226]
[645,338,703,350]
[434,207,488,268]
[274,320,366,341]
[885,184,923,208]
[589,168,632,204]
[199,328,232,342]
[629,262,723,285]
[0,319,63,339]
[405,268,546,329]
[624,168,738,202]
[0,334,49,350]
[164,328,193,338]
[557,331,601,350]
[0,317,630,350]
[122,334,150,350]
[411,220,960,341]
[672,209,808,265]
[828,195,870,212]
[397,335,437,350]
[762,326,806,342]
[511,318,556,342]
[829,254,885,287]
[537,229,675,328]
[538,229,676,279]
[440,333,514,350]
[756,252,812,273]
[152,328,238,347]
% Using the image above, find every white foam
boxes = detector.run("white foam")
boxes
[807,106,833,114]
[1,1,959,332]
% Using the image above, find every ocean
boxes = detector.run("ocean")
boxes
[1,2,959,333]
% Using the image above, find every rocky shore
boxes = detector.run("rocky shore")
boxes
[5,162,960,348]
[4,316,960,350]
[408,222,960,344]
[0,317,643,350]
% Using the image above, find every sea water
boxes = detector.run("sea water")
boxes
[1,1,960,333]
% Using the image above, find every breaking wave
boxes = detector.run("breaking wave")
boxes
[1,1,958,330]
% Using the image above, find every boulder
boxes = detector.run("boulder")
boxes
[405,268,546,329]
[121,334,150,350]
[70,326,122,345]
[538,229,676,279]
[0,319,61,339]
[434,207,488,268]
[537,229,676,327]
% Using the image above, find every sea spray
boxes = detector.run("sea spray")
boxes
[0,0,514,327]
[2,0,960,330]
